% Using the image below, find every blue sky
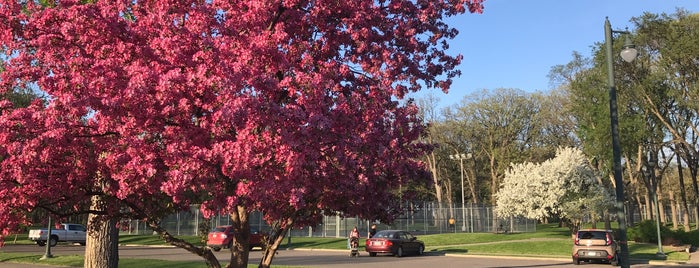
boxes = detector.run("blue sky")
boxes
[408,0,699,109]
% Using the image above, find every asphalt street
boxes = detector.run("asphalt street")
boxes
[1,244,698,268]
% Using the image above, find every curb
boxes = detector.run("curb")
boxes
[444,253,569,262]
[444,253,690,266]
[647,260,688,266]
[118,244,175,248]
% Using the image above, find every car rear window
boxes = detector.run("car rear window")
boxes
[373,231,394,238]
[577,231,608,240]
[213,227,227,232]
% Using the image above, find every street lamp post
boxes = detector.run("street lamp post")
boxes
[449,153,471,232]
[605,17,638,268]
[40,216,53,260]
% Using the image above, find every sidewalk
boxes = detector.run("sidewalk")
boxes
[686,249,699,264]
[0,264,69,268]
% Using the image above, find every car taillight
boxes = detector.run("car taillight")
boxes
[574,236,579,245]
[365,240,370,246]
[605,233,612,246]
[385,240,393,247]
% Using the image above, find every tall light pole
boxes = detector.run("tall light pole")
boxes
[605,17,638,268]
[40,216,53,260]
[449,153,471,232]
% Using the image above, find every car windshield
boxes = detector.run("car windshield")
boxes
[578,231,608,240]
[212,227,228,232]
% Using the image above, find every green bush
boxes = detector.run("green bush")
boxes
[628,220,699,246]
[628,220,662,243]
[673,229,699,246]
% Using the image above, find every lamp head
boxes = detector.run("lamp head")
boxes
[620,33,638,62]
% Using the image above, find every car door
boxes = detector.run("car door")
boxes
[68,224,87,241]
[398,232,415,253]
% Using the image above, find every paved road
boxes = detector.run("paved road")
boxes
[1,244,696,268]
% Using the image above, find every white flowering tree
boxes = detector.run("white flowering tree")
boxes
[496,147,614,231]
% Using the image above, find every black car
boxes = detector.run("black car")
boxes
[365,230,425,257]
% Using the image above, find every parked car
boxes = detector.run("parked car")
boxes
[207,225,266,251]
[572,229,620,266]
[28,223,87,247]
[365,230,424,257]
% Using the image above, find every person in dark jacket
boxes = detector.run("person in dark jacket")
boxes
[369,224,377,238]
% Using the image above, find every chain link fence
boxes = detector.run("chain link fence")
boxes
[122,202,537,237]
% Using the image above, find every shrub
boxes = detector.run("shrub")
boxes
[628,220,699,246]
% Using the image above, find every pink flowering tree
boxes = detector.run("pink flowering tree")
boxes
[0,1,484,267]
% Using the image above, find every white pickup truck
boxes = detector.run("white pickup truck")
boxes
[28,223,87,247]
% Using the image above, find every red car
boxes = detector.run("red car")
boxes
[365,230,425,257]
[206,225,266,251]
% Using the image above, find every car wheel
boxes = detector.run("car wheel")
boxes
[369,252,377,257]
[37,241,46,247]
[212,247,221,252]
[49,236,58,247]
[611,254,619,266]
[573,257,580,265]
[417,245,424,255]
[396,246,404,257]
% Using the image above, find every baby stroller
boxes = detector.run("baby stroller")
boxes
[349,237,360,257]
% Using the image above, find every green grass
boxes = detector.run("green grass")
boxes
[2,233,33,245]
[118,234,204,246]
[282,237,349,250]
[0,252,84,266]
[434,239,571,256]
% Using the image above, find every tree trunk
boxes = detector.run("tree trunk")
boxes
[634,195,644,223]
[604,211,612,230]
[676,144,692,231]
[259,218,294,268]
[228,205,251,268]
[426,152,446,227]
[444,169,454,223]
[680,143,699,230]
[84,195,119,268]
[658,187,667,225]
[467,168,479,204]
[644,192,652,220]
[691,164,699,230]
[669,191,678,230]
[489,154,499,232]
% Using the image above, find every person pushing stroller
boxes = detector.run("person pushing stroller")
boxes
[348,226,360,257]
